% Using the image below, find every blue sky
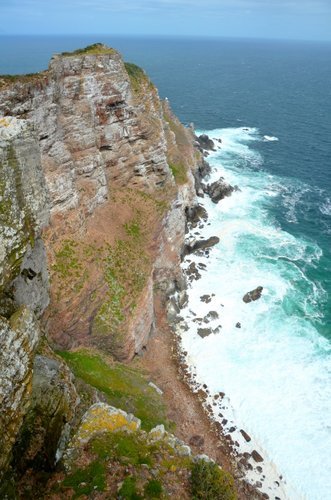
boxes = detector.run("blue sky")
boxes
[1,0,331,41]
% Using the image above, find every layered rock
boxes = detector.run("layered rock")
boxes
[0,45,203,360]
[0,307,40,476]
[0,117,49,318]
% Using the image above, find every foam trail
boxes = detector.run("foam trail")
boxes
[179,127,331,499]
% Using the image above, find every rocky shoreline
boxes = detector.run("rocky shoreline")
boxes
[167,133,290,500]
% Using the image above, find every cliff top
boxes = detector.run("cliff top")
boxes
[59,42,117,57]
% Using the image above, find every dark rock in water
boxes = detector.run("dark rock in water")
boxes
[193,157,211,196]
[197,327,212,338]
[183,236,220,256]
[204,177,235,204]
[235,322,241,328]
[200,294,212,303]
[189,435,205,447]
[243,286,263,303]
[186,262,201,282]
[185,204,208,229]
[240,429,252,442]
[196,133,216,151]
[203,311,219,323]
[251,450,264,463]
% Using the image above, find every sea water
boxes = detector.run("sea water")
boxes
[1,36,330,499]
[179,126,331,499]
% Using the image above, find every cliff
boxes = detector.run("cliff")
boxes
[0,44,228,496]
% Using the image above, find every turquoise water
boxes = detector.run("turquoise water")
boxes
[180,127,331,498]
[1,36,330,498]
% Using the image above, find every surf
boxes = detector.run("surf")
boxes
[178,127,331,499]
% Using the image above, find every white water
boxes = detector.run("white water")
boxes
[179,127,331,500]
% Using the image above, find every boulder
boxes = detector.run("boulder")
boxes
[243,286,263,303]
[196,134,216,151]
[185,204,208,229]
[183,236,220,256]
[204,177,236,204]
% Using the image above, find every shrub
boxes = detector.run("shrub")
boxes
[144,479,163,498]
[190,460,237,500]
[169,162,188,185]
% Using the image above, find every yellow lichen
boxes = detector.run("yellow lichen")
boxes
[0,117,10,127]
[71,406,140,450]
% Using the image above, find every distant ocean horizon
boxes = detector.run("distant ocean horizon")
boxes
[1,35,330,498]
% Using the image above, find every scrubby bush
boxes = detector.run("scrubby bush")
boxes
[190,460,237,500]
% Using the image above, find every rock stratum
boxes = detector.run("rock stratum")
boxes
[0,44,244,498]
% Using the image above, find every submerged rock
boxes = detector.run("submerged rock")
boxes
[243,286,263,303]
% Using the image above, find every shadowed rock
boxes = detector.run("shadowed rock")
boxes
[196,134,216,151]
[204,177,237,204]
[243,286,263,303]
[185,204,208,229]
[183,236,220,256]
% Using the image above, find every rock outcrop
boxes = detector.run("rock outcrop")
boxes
[0,44,209,482]
[204,177,236,204]
[0,44,202,361]
[0,307,40,476]
[243,286,263,303]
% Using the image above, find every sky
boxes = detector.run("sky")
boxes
[1,0,331,41]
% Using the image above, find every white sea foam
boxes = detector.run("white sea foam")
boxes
[263,135,279,141]
[179,127,331,499]
[320,197,331,216]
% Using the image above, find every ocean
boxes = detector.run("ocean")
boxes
[1,35,330,499]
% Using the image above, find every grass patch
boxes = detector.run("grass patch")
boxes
[144,479,163,498]
[58,349,172,431]
[119,476,142,499]
[190,460,237,500]
[124,62,152,93]
[91,431,156,467]
[61,460,106,498]
[169,162,188,185]
[61,43,116,56]
[0,72,47,88]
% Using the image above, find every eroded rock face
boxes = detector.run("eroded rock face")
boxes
[0,47,201,360]
[0,306,40,476]
[12,351,79,473]
[0,118,50,318]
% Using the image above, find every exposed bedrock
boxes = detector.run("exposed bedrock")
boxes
[182,235,220,257]
[203,177,237,204]
[195,133,216,152]
[243,286,264,303]
[0,307,40,476]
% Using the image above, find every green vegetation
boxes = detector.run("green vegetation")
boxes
[190,460,237,500]
[58,349,171,431]
[124,62,151,93]
[92,432,156,467]
[61,460,106,497]
[92,215,150,344]
[168,161,188,185]
[119,476,142,499]
[61,43,115,56]
[0,72,46,88]
[144,479,163,498]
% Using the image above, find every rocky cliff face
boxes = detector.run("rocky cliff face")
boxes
[0,44,204,482]
[0,45,199,362]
